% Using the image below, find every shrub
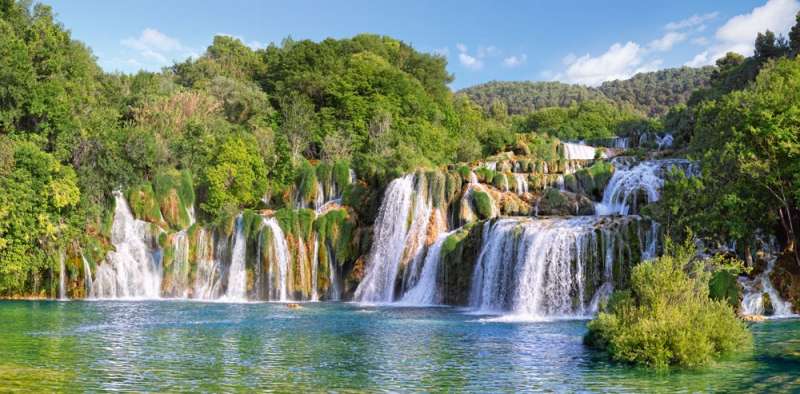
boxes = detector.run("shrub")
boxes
[585,240,752,369]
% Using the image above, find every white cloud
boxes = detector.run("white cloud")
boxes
[456,43,485,70]
[431,47,449,57]
[691,36,710,46]
[477,45,500,58]
[459,53,483,70]
[648,31,688,51]
[684,51,710,67]
[665,12,719,31]
[685,0,800,67]
[120,28,195,70]
[503,54,527,67]
[557,42,649,86]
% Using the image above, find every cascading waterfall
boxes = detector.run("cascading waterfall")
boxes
[513,174,529,195]
[82,255,93,296]
[193,228,222,300]
[224,216,248,301]
[58,252,67,300]
[400,229,457,305]
[164,230,190,298]
[354,175,421,302]
[595,159,690,215]
[91,192,162,299]
[740,257,795,317]
[263,217,291,301]
[469,217,647,319]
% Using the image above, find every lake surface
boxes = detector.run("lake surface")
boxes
[1,301,798,392]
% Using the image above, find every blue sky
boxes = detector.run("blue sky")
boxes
[47,0,800,89]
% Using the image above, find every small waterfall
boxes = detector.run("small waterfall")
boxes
[326,242,341,301]
[91,192,162,299]
[58,252,67,300]
[311,235,320,301]
[556,175,565,192]
[224,216,247,301]
[165,230,190,298]
[740,258,795,317]
[82,255,93,296]
[264,217,291,301]
[513,174,529,195]
[656,133,673,150]
[400,229,456,305]
[354,175,416,302]
[595,159,689,215]
[193,228,222,300]
[562,142,598,160]
[469,217,645,319]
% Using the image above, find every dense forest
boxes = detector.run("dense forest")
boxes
[461,66,715,117]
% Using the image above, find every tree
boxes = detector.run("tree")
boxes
[790,11,800,56]
[754,30,789,61]
[278,92,314,165]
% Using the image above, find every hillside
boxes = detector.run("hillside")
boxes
[460,66,715,117]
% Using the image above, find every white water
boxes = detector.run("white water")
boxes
[562,142,598,160]
[58,252,67,300]
[263,217,291,301]
[740,258,795,317]
[400,230,457,305]
[82,255,93,296]
[595,159,689,215]
[91,192,162,299]
[193,228,222,300]
[224,216,248,301]
[354,175,417,302]
[513,174,529,195]
[166,230,190,297]
[469,217,640,319]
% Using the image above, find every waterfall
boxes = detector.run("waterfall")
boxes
[468,217,645,319]
[563,142,598,160]
[740,258,795,317]
[556,175,565,192]
[595,159,690,215]
[82,255,93,296]
[91,192,162,299]
[264,217,291,301]
[354,175,416,302]
[193,228,222,300]
[58,252,67,300]
[224,216,247,301]
[165,230,190,298]
[513,174,528,195]
[311,235,320,301]
[400,229,456,305]
[326,242,341,301]
[656,133,673,150]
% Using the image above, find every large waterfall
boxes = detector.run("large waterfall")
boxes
[468,217,650,319]
[354,175,417,302]
[91,192,163,299]
[400,229,457,306]
[224,216,248,301]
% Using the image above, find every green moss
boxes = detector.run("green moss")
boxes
[441,221,483,305]
[127,182,162,225]
[564,174,578,193]
[333,160,352,191]
[492,173,508,190]
[472,191,493,220]
[457,165,471,181]
[242,209,264,240]
[296,161,318,202]
[543,187,566,207]
[475,167,496,184]
[276,208,316,238]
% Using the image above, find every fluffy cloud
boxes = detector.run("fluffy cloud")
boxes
[456,43,485,70]
[503,54,527,67]
[121,28,196,69]
[665,12,719,31]
[558,42,654,86]
[685,0,800,66]
[648,31,688,51]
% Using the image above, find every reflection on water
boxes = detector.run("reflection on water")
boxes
[0,301,799,392]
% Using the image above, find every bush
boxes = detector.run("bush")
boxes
[585,240,752,369]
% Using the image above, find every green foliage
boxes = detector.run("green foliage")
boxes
[513,100,645,141]
[709,271,740,308]
[275,208,315,238]
[200,134,268,217]
[472,191,493,220]
[585,241,752,369]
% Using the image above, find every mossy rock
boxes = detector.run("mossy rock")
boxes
[127,182,163,225]
[441,222,484,305]
[475,167,496,184]
[564,174,578,193]
[472,191,494,220]
[492,173,508,190]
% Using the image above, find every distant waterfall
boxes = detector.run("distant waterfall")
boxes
[469,217,647,319]
[595,159,690,215]
[740,258,795,317]
[164,230,190,298]
[400,229,456,306]
[224,216,248,301]
[91,192,162,299]
[513,174,528,195]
